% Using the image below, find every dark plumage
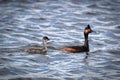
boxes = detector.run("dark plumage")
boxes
[61,25,93,54]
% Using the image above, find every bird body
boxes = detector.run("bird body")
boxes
[26,36,49,54]
[61,25,93,54]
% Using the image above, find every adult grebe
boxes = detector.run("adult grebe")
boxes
[61,25,93,54]
[26,36,50,54]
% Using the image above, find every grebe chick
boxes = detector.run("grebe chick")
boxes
[26,36,50,54]
[61,25,93,54]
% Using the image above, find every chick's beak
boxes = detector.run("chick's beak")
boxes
[47,38,50,41]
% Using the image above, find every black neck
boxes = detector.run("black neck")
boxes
[84,39,89,47]
[84,32,89,52]
[84,32,88,40]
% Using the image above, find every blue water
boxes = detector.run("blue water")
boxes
[0,0,120,80]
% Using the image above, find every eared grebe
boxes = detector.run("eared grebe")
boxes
[61,25,93,54]
[26,36,49,54]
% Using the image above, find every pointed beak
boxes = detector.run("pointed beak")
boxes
[47,38,50,41]
[90,29,93,33]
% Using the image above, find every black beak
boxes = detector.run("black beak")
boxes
[90,29,93,33]
[47,38,50,40]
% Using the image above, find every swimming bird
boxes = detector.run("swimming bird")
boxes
[61,25,93,55]
[26,36,50,54]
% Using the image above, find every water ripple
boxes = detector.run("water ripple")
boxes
[0,0,120,80]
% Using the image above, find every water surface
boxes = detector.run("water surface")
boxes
[0,0,120,80]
